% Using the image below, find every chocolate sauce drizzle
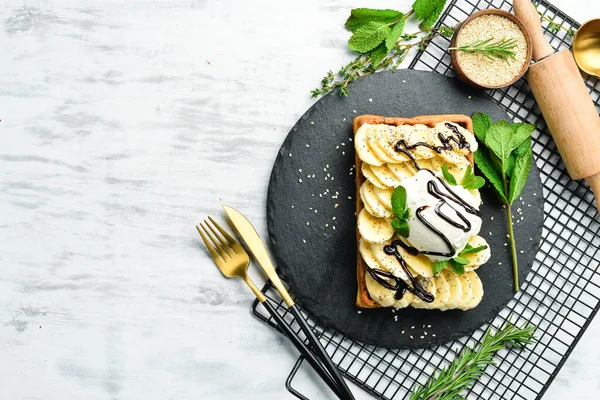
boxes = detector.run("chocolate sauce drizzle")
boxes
[366,122,479,303]
[367,240,434,303]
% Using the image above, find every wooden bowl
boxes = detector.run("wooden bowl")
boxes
[450,9,533,90]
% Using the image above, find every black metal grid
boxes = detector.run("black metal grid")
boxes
[252,1,600,398]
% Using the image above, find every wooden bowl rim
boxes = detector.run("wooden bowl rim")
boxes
[450,8,533,90]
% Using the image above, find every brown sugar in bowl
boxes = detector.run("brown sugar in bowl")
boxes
[450,9,532,90]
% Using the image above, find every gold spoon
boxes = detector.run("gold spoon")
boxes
[573,18,600,77]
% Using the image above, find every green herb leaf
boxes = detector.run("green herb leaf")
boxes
[510,123,535,150]
[412,0,445,22]
[474,149,507,203]
[390,218,410,237]
[385,18,407,50]
[432,260,447,276]
[450,259,465,274]
[403,208,411,219]
[460,164,486,190]
[441,165,457,185]
[345,8,403,32]
[472,112,492,143]
[370,42,389,67]
[391,185,407,219]
[459,244,488,256]
[508,146,533,203]
[348,21,392,54]
[513,136,531,157]
[485,120,514,162]
[452,256,469,265]
[506,152,517,177]
[419,0,447,30]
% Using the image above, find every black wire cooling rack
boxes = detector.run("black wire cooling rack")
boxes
[251,1,600,398]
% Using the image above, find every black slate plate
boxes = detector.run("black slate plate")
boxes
[267,69,544,349]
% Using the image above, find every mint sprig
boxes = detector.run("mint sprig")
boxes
[390,185,410,237]
[432,243,487,276]
[472,113,535,292]
[441,164,485,190]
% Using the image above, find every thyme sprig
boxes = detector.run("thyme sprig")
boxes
[410,321,536,400]
[449,37,518,63]
[311,25,455,98]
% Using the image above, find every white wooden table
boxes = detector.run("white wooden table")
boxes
[1,0,599,398]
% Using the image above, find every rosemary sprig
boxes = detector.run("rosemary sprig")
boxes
[410,321,536,400]
[449,37,518,63]
[311,25,455,97]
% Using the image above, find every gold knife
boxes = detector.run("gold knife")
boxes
[222,205,355,400]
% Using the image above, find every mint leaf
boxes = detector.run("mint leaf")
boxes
[463,176,485,190]
[472,112,492,143]
[508,147,533,203]
[370,42,389,67]
[385,18,406,50]
[506,152,517,177]
[485,120,513,163]
[412,0,444,20]
[403,207,411,219]
[474,149,507,203]
[514,137,531,157]
[459,244,488,256]
[432,260,447,276]
[348,21,392,54]
[452,256,469,265]
[441,165,457,185]
[391,185,407,219]
[510,123,535,150]
[346,8,403,32]
[390,218,410,237]
[419,0,446,29]
[450,259,465,274]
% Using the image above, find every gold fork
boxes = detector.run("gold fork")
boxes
[196,217,348,400]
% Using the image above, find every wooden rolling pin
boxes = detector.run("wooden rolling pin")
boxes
[514,0,600,211]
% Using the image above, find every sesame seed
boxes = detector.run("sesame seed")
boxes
[411,326,415,329]
[520,250,524,253]
[420,336,424,339]
[410,336,414,339]
[489,232,493,236]
[353,110,357,113]
[348,196,352,200]
[533,193,537,196]
[291,205,294,208]
[343,118,346,121]
[310,121,314,125]
[306,144,309,148]
[432,334,436,337]
[303,239,306,243]
[402,80,406,83]
[368,98,373,102]
[468,96,472,99]
[326,224,329,227]
[289,153,292,157]
[306,222,309,225]
[335,204,339,208]
[332,217,336,220]
[299,168,302,172]
[491,216,494,221]
[357,310,362,314]
[499,262,502,265]
[336,146,339,149]
[333,226,336,230]
[299,178,302,182]
[402,330,405,334]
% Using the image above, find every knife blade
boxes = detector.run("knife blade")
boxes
[222,205,294,306]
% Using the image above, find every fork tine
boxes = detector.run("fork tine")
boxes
[208,216,237,247]
[204,219,236,258]
[201,221,230,260]
[205,218,234,256]
[196,224,221,262]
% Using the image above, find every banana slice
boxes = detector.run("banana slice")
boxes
[369,164,403,187]
[365,271,396,307]
[374,186,394,210]
[387,162,418,182]
[402,124,437,159]
[463,235,491,272]
[357,208,394,243]
[359,239,382,271]
[395,239,434,278]
[456,272,474,311]
[430,122,478,162]
[413,157,438,172]
[361,163,390,189]
[370,242,408,280]
[439,270,463,311]
[355,126,384,166]
[360,181,392,218]
[429,272,451,309]
[374,126,411,163]
[463,271,483,309]
[393,289,414,309]
[470,189,482,206]
[410,276,436,309]
[369,127,399,164]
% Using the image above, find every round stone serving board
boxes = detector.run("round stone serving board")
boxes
[267,69,544,349]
